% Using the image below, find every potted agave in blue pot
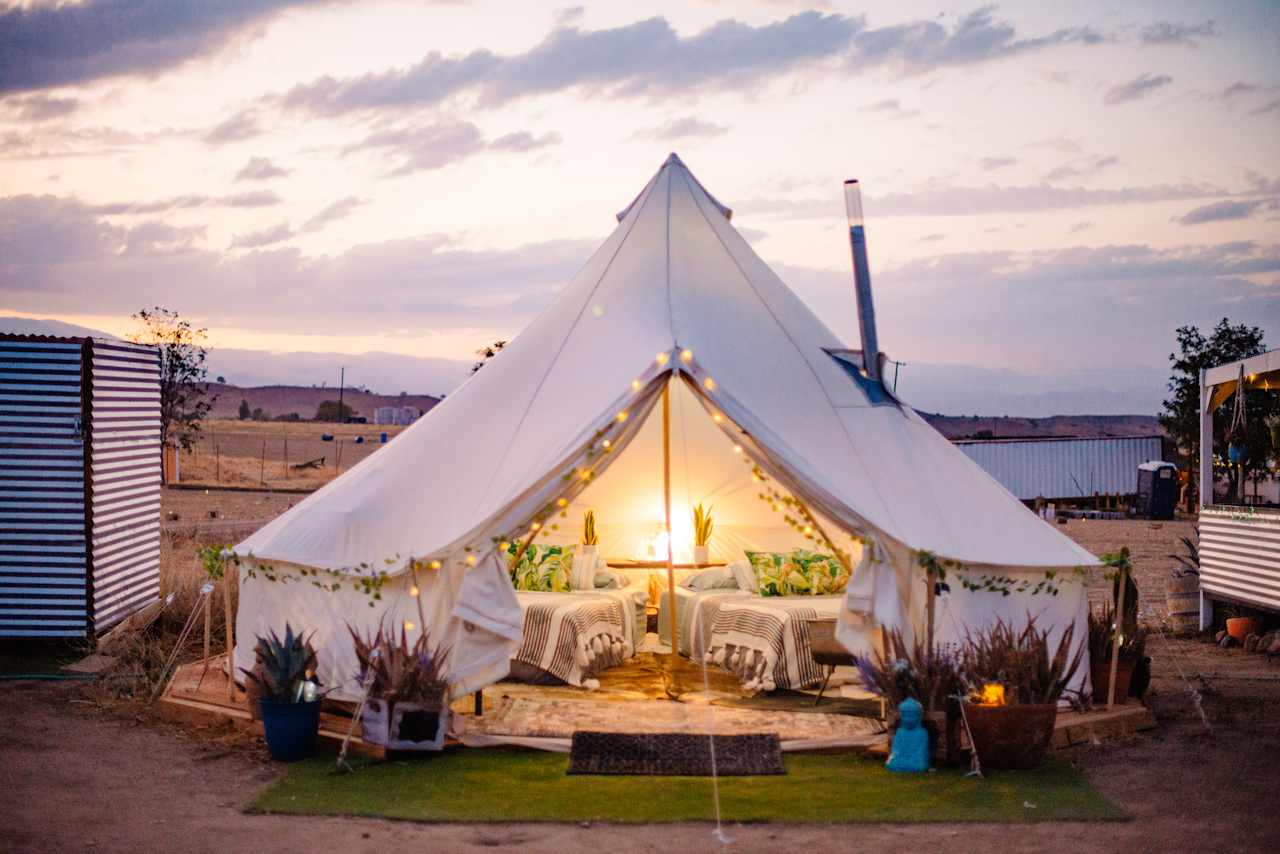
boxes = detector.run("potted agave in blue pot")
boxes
[243,624,324,762]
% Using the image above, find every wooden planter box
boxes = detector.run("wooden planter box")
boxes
[361,699,449,751]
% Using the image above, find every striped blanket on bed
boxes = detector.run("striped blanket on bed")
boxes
[514,592,631,689]
[693,595,837,693]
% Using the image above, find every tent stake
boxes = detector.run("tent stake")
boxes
[663,382,678,660]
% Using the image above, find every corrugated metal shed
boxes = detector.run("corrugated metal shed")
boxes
[952,435,1165,502]
[0,335,161,638]
[1199,506,1280,615]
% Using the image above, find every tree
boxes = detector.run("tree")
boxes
[238,398,251,420]
[471,340,508,373]
[315,400,354,422]
[130,307,214,457]
[1160,318,1271,503]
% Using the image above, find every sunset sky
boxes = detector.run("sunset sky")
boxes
[2,1,1278,412]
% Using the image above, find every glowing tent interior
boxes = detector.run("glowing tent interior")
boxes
[233,154,1099,699]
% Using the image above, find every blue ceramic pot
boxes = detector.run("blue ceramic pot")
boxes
[259,699,321,762]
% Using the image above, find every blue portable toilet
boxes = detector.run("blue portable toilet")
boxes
[380,432,388,443]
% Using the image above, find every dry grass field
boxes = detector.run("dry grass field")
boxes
[176,419,410,490]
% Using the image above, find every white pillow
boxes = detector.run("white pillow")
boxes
[728,560,756,593]
[571,549,598,591]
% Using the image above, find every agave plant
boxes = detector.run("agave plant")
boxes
[349,624,451,708]
[242,624,319,703]
[692,503,714,547]
[961,617,1084,706]
[1169,529,1199,578]
[1088,603,1148,664]
[582,510,598,546]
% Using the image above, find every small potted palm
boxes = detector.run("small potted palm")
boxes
[581,510,599,560]
[242,624,324,762]
[692,503,713,565]
[960,617,1084,770]
[350,624,452,751]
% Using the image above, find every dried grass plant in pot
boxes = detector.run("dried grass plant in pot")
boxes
[349,624,452,751]
[856,628,966,764]
[961,617,1084,771]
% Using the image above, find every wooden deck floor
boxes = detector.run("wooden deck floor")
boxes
[157,654,1156,757]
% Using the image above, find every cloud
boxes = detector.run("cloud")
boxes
[0,0,329,95]
[86,190,281,216]
[343,121,486,176]
[235,156,291,181]
[0,194,595,337]
[775,240,1280,383]
[2,93,79,121]
[863,98,918,119]
[1176,199,1265,225]
[1221,81,1257,99]
[1044,154,1118,182]
[739,180,1225,220]
[1251,98,1280,116]
[1068,221,1093,234]
[489,130,562,152]
[847,6,1103,73]
[1140,20,1216,47]
[301,196,364,232]
[631,116,728,141]
[203,109,262,145]
[229,221,293,250]
[1104,72,1173,105]
[978,156,1017,171]
[279,10,1107,117]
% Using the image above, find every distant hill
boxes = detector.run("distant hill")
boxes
[919,412,1163,440]
[207,383,441,421]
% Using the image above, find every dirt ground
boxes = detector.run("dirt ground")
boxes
[3,506,1278,853]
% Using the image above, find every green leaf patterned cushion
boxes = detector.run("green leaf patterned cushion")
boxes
[745,549,849,597]
[506,542,576,592]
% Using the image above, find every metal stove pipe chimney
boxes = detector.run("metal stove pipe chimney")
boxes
[844,179,880,382]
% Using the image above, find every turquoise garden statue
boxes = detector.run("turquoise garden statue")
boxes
[886,697,930,773]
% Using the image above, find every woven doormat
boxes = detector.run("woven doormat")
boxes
[567,731,785,776]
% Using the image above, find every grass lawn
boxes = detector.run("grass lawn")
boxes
[250,749,1123,824]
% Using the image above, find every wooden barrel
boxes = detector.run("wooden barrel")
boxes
[1166,574,1200,633]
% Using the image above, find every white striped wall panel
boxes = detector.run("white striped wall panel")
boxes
[88,339,161,633]
[1199,506,1280,614]
[0,336,161,638]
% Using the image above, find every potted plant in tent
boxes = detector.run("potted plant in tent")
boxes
[692,503,713,566]
[960,617,1084,770]
[350,624,452,751]
[581,510,599,561]
[242,624,324,762]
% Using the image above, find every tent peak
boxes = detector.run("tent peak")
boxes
[663,151,686,167]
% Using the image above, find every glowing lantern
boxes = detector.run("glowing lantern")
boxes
[978,683,1006,706]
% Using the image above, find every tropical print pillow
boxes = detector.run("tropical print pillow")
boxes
[506,542,576,592]
[745,549,849,597]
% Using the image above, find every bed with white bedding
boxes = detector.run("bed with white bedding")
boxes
[660,585,844,693]
[509,586,648,688]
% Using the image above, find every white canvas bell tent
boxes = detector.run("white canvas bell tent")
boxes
[234,154,1098,699]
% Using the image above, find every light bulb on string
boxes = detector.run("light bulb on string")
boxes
[656,352,670,366]
[680,349,693,364]
[464,554,477,566]
[631,379,642,391]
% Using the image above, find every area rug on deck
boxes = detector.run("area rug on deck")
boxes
[567,732,785,776]
[460,696,880,743]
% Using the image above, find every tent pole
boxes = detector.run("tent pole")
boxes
[663,381,678,660]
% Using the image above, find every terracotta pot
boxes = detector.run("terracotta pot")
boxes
[1226,617,1257,642]
[962,702,1058,770]
[1091,658,1133,705]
